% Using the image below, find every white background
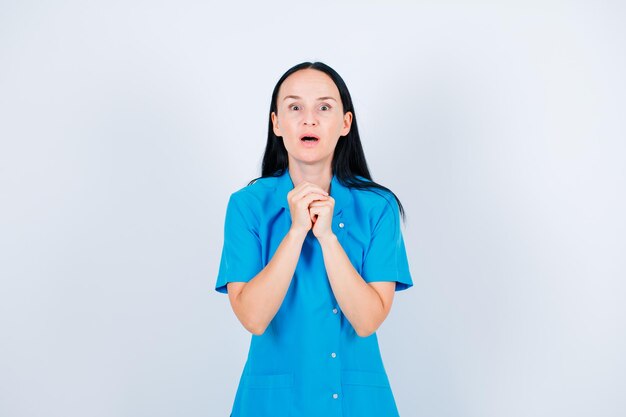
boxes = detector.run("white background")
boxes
[1,1,625,416]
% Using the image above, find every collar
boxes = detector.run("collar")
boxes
[273,168,353,216]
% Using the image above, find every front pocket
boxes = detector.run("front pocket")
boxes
[236,373,294,417]
[340,371,398,417]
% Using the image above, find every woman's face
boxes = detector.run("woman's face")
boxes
[271,69,352,167]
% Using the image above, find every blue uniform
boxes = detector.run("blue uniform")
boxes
[215,168,413,417]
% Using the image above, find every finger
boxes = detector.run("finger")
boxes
[294,193,328,209]
[309,207,326,220]
[309,206,331,217]
[308,200,334,208]
[296,181,329,195]
[289,189,326,206]
[308,197,334,209]
[290,182,329,201]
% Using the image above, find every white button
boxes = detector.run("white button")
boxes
[338,222,344,228]
[332,393,339,399]
[332,308,338,314]
[331,352,336,358]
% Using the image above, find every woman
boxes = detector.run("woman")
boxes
[215,61,413,417]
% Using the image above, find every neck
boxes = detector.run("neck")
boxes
[287,160,333,194]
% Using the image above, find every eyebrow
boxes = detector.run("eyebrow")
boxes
[283,95,338,102]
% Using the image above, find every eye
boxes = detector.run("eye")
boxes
[320,104,331,111]
[289,104,301,111]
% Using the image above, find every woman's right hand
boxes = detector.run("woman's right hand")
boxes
[287,182,329,236]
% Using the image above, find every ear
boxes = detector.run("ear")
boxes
[271,111,281,137]
[341,111,353,137]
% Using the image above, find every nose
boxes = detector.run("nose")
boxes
[303,108,317,126]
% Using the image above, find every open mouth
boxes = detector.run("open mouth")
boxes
[300,133,320,142]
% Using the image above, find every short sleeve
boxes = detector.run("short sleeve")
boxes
[361,194,413,291]
[215,192,263,294]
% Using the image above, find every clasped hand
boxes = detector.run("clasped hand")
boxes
[287,181,335,240]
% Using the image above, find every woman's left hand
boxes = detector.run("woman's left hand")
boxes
[309,196,335,240]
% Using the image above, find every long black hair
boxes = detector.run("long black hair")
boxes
[248,61,406,223]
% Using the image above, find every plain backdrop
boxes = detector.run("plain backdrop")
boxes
[1,1,625,416]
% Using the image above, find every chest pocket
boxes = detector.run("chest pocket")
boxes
[335,219,367,274]
[234,372,294,417]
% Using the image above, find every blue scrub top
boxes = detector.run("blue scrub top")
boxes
[216,168,413,417]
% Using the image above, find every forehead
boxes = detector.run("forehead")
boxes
[278,69,339,99]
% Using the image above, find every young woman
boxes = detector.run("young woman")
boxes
[215,61,413,417]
